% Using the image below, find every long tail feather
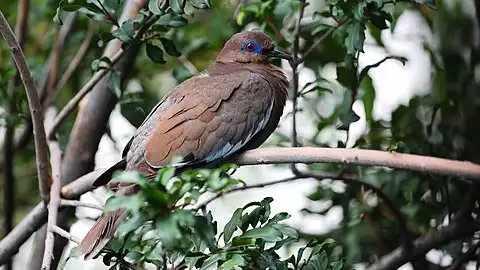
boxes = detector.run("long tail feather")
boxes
[72,209,128,260]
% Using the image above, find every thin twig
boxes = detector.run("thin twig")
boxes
[41,107,63,270]
[367,219,480,270]
[448,240,480,270]
[46,49,125,138]
[45,21,96,107]
[60,199,103,211]
[46,14,158,139]
[290,0,307,149]
[0,10,50,204]
[178,55,198,75]
[46,29,61,104]
[51,225,80,244]
[297,26,335,63]
[195,175,309,210]
[299,171,413,249]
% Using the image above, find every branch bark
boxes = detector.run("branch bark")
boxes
[0,11,50,204]
[367,219,480,270]
[3,1,29,269]
[233,147,480,179]
[49,0,148,266]
[41,108,63,270]
[0,146,479,265]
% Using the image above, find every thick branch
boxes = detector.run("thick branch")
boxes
[1,146,480,263]
[3,2,29,269]
[0,11,50,203]
[232,147,480,179]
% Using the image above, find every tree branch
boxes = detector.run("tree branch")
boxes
[299,170,413,249]
[3,2,29,269]
[44,21,96,107]
[46,13,158,139]
[51,226,80,244]
[0,11,50,204]
[367,219,480,270]
[0,146,479,264]
[41,108,63,270]
[59,199,103,211]
[46,48,125,139]
[232,147,480,179]
[289,0,308,148]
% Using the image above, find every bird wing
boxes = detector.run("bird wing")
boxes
[144,69,274,168]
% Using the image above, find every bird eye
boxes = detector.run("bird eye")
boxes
[245,42,256,52]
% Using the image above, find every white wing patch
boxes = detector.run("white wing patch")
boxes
[205,100,274,163]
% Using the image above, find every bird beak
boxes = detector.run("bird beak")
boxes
[266,49,293,61]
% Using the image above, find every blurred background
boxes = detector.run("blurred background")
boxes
[1,0,480,269]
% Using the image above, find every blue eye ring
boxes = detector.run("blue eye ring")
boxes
[242,40,261,53]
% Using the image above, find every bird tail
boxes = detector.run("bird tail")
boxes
[72,208,128,260]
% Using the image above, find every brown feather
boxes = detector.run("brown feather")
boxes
[75,30,290,260]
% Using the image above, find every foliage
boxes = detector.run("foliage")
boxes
[66,167,344,270]
[2,0,480,269]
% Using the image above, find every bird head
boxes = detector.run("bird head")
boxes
[216,31,292,64]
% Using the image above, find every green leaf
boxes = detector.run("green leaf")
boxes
[271,223,299,239]
[156,12,188,27]
[111,171,146,185]
[218,254,246,270]
[305,250,328,270]
[146,43,166,64]
[344,20,366,55]
[268,212,290,224]
[148,0,165,15]
[104,195,142,212]
[91,56,112,72]
[156,167,176,186]
[331,260,344,270]
[188,0,211,9]
[160,38,181,57]
[224,208,243,243]
[112,19,134,44]
[171,0,186,14]
[108,70,122,98]
[239,225,283,242]
[200,253,226,270]
[360,74,375,123]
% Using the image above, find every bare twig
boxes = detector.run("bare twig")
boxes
[299,171,413,249]
[51,225,80,244]
[44,21,97,107]
[178,55,198,75]
[46,29,61,104]
[41,107,63,270]
[0,13,78,172]
[46,49,125,138]
[195,171,353,210]
[3,1,29,269]
[367,219,480,270]
[46,14,158,139]
[289,0,308,149]
[0,11,50,203]
[448,240,480,270]
[60,199,103,211]
[297,26,335,63]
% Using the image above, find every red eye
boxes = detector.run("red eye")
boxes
[245,42,255,51]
